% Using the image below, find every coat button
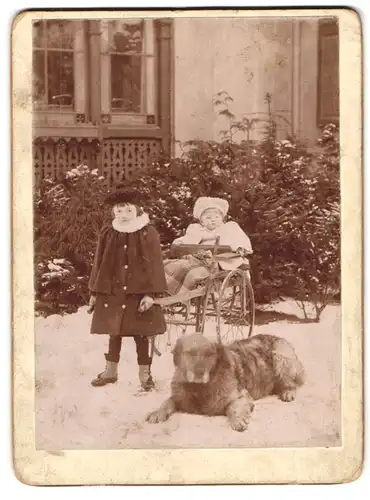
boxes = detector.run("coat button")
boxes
[121,304,126,309]
[124,245,127,249]
[124,265,128,269]
[104,303,108,308]
[123,286,127,290]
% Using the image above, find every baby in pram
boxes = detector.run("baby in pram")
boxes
[164,197,253,295]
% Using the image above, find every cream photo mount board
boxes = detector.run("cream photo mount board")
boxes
[12,8,362,485]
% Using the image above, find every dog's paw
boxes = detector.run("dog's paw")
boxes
[145,409,170,424]
[279,389,296,402]
[228,413,251,432]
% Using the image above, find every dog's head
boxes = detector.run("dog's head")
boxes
[173,333,220,384]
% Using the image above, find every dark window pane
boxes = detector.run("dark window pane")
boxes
[47,51,74,106]
[109,20,144,54]
[111,55,141,112]
[33,21,45,48]
[33,50,45,104]
[46,20,74,49]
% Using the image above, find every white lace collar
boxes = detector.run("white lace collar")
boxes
[112,213,150,233]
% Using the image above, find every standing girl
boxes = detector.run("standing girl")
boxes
[88,184,167,391]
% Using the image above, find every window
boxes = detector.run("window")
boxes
[33,20,75,109]
[100,19,156,124]
[317,19,339,124]
[32,18,163,128]
[32,20,87,121]
[110,19,144,112]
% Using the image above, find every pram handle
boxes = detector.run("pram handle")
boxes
[168,239,232,259]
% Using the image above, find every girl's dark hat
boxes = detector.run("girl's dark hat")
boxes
[104,183,144,206]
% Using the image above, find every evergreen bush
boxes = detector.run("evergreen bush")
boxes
[34,100,340,320]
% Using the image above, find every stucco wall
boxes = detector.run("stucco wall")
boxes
[173,17,319,155]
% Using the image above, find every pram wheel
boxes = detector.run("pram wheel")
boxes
[215,269,255,343]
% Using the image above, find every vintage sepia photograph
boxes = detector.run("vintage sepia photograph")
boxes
[12,8,362,485]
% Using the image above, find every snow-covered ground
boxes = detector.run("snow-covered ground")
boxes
[35,301,341,450]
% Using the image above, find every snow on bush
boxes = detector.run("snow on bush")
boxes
[34,165,109,315]
[34,111,340,319]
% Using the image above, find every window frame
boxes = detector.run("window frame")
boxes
[100,19,158,126]
[32,19,87,122]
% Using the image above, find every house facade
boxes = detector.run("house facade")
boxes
[33,16,338,185]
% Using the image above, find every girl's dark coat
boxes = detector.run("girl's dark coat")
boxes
[89,223,167,337]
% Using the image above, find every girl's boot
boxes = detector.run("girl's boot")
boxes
[91,358,118,387]
[138,365,155,391]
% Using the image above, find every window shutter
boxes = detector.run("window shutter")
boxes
[317,19,339,125]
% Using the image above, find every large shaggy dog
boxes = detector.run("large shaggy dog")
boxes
[146,333,305,432]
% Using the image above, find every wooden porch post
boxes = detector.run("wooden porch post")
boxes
[87,20,103,173]
[155,19,173,157]
[87,20,102,124]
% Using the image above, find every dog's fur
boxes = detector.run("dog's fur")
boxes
[146,333,305,432]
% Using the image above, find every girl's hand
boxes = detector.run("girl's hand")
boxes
[138,295,154,312]
[236,247,250,258]
[87,295,96,314]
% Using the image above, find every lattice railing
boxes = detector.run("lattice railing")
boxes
[33,138,100,185]
[33,137,161,186]
[101,139,161,185]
